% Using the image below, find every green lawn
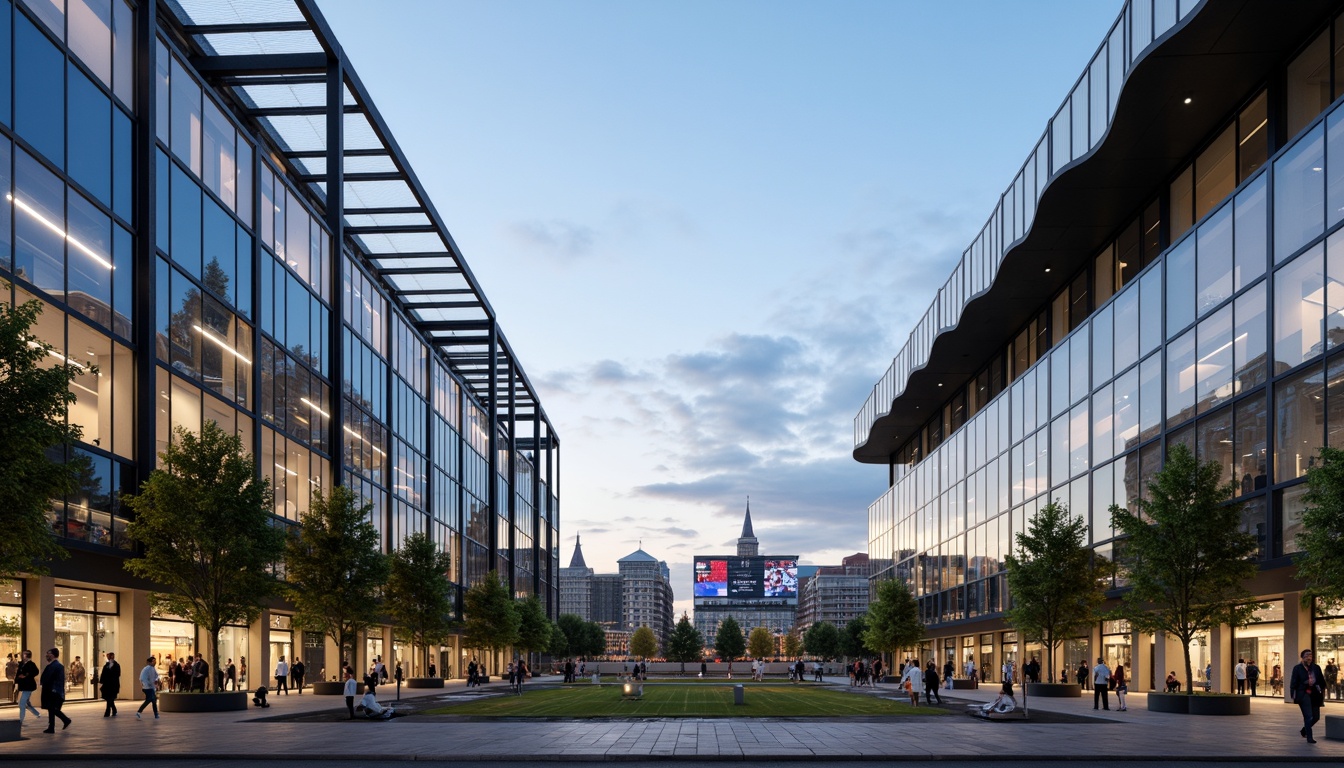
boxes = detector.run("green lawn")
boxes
[420,683,948,717]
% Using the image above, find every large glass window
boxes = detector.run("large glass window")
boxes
[1196,304,1234,415]
[169,56,201,175]
[1238,92,1269,182]
[1274,243,1326,372]
[15,11,65,167]
[1286,28,1331,139]
[1234,282,1267,392]
[1234,175,1268,291]
[1195,125,1235,222]
[1275,364,1325,483]
[1274,125,1325,263]
[1167,328,1196,427]
[67,64,110,206]
[1197,204,1232,316]
[13,149,66,298]
[1167,239,1196,335]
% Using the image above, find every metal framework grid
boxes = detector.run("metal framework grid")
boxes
[159,0,557,458]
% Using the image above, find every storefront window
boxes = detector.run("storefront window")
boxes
[1315,604,1344,700]
[53,586,118,701]
[0,581,23,675]
[150,616,195,687]
[1233,599,1284,697]
[1102,619,1131,676]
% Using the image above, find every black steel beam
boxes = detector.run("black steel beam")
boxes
[399,300,479,310]
[182,21,312,35]
[325,56,347,485]
[299,170,400,183]
[342,206,421,215]
[378,266,462,276]
[368,251,453,260]
[190,52,328,75]
[220,74,327,86]
[249,103,362,117]
[133,0,159,490]
[285,147,387,159]
[396,288,474,296]
[345,224,438,235]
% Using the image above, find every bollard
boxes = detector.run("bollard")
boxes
[733,684,745,705]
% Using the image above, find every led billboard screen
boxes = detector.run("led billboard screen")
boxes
[693,556,798,602]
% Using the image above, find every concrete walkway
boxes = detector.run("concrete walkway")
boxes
[1,676,1340,760]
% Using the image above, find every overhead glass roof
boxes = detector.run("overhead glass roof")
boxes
[161,0,552,438]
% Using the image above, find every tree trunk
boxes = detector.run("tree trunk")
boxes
[208,625,221,693]
[1183,639,1194,696]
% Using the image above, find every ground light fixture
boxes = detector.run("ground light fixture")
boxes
[621,681,643,700]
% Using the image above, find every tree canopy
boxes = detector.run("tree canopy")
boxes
[747,626,775,660]
[1297,446,1344,614]
[0,295,83,580]
[714,616,746,662]
[839,615,873,659]
[385,531,454,675]
[1111,443,1261,694]
[783,627,803,660]
[804,621,840,660]
[862,578,923,661]
[124,422,284,690]
[284,485,389,672]
[463,570,521,656]
[665,613,705,673]
[630,625,659,659]
[514,595,552,656]
[1004,500,1106,682]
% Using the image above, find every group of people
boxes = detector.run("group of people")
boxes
[1232,657,1264,696]
[271,655,307,694]
[559,657,587,683]
[895,658,946,706]
[847,658,883,686]
[158,654,212,693]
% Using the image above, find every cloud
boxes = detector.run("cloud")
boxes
[504,218,595,259]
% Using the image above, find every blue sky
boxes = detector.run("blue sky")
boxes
[316,0,1121,617]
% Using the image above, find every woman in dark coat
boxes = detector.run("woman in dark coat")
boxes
[1290,648,1327,743]
[100,652,121,717]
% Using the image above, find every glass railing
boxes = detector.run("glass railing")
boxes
[854,0,1203,451]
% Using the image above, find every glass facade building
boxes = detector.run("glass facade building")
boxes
[1,0,558,696]
[857,0,1344,692]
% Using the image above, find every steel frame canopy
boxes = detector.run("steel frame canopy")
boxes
[161,0,555,452]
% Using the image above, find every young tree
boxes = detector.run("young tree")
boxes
[783,627,804,660]
[556,613,587,658]
[804,621,841,660]
[581,620,607,659]
[514,595,552,661]
[1297,447,1344,614]
[124,422,284,691]
[863,578,923,666]
[548,621,569,659]
[284,486,389,673]
[385,532,454,676]
[1111,443,1261,694]
[747,626,775,660]
[714,616,747,668]
[463,570,521,661]
[839,615,873,659]
[0,296,85,580]
[665,613,705,674]
[1004,500,1106,683]
[630,625,659,660]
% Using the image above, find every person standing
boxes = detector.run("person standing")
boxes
[944,659,955,690]
[342,669,357,719]
[239,656,247,690]
[14,649,41,725]
[225,659,237,691]
[1324,658,1339,700]
[100,652,121,717]
[39,648,70,733]
[1290,648,1326,744]
[1113,664,1128,711]
[136,656,160,720]
[1077,662,1089,690]
[1092,657,1111,711]
[1246,659,1260,697]
[274,656,289,695]
[467,657,478,687]
[292,658,306,695]
[1234,658,1247,695]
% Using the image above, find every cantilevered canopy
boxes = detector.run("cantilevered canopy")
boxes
[162,0,552,437]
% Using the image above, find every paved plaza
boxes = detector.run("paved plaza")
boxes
[1,676,1341,761]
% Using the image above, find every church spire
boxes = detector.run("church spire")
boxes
[737,497,759,557]
[568,534,588,568]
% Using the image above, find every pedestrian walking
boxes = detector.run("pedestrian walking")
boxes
[14,649,41,725]
[924,660,942,704]
[136,656,160,720]
[944,659,955,690]
[1247,659,1260,697]
[1113,664,1128,711]
[274,656,289,695]
[1290,648,1326,744]
[1235,658,1247,695]
[293,658,306,694]
[39,648,70,733]
[100,652,121,717]
[897,659,923,706]
[1092,657,1111,711]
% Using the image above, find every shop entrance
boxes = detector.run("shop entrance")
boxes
[1233,600,1284,696]
[53,586,119,701]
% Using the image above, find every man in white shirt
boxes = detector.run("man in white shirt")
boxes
[1001,659,1015,686]
[274,656,289,695]
[1234,658,1247,695]
[135,657,160,720]
[1092,657,1112,711]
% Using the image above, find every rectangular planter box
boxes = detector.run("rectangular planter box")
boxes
[0,720,21,743]
[1325,714,1344,741]
[951,679,979,690]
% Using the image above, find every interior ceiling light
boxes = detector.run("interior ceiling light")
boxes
[192,324,252,365]
[8,194,114,270]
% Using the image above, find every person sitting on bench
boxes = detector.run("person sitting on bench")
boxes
[1165,672,1182,693]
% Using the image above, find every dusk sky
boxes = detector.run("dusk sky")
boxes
[316,0,1121,619]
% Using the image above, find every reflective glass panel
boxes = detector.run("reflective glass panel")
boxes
[1273,244,1325,372]
[1196,203,1232,315]
[15,12,65,167]
[13,149,65,297]
[1275,364,1324,483]
[1274,125,1325,262]
[1234,174,1267,290]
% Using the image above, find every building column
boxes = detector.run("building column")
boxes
[1152,630,1182,692]
[122,589,152,701]
[1129,628,1150,692]
[250,609,269,692]
[1210,622,1232,693]
[1283,590,1311,702]
[323,636,341,683]
[24,576,54,657]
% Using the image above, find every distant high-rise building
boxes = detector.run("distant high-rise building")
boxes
[797,553,870,632]
[591,574,625,627]
[618,546,676,646]
[559,536,594,619]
